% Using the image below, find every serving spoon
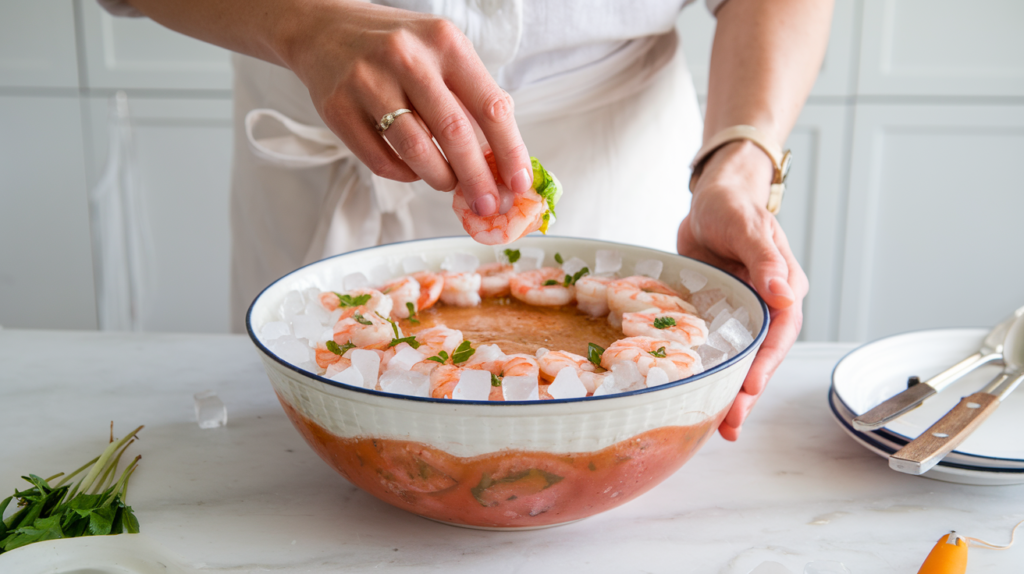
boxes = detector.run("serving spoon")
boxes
[889,312,1024,475]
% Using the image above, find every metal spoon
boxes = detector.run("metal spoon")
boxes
[853,305,1024,431]
[889,312,1024,475]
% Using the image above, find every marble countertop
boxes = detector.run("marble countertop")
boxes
[2,329,1023,573]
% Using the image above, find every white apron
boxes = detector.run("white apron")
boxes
[229,15,704,331]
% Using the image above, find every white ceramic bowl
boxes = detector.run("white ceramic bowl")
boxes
[247,236,768,529]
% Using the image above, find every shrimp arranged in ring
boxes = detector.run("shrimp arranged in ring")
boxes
[477,262,514,297]
[622,308,708,348]
[575,275,614,317]
[379,276,420,319]
[440,272,482,307]
[319,288,393,320]
[510,267,575,306]
[607,276,697,316]
[332,311,394,350]
[413,325,464,358]
[411,272,443,311]
[452,151,562,245]
[600,336,702,380]
[536,349,603,394]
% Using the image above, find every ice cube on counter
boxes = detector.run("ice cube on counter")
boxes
[331,366,364,388]
[633,259,663,280]
[678,269,708,293]
[548,367,587,399]
[718,318,754,352]
[561,256,588,277]
[261,321,291,341]
[645,367,670,388]
[453,369,492,400]
[350,349,380,389]
[441,252,480,274]
[502,375,539,401]
[194,391,227,429]
[402,255,428,274]
[594,249,622,275]
[343,272,369,291]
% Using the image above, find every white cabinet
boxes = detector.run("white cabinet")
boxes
[839,104,1024,341]
[0,1,80,89]
[0,95,97,330]
[84,96,234,333]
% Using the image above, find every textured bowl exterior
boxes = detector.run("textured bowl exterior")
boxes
[248,236,768,528]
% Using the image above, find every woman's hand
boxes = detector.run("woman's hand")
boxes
[283,1,533,216]
[677,140,809,441]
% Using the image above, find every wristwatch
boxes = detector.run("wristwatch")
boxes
[688,125,792,215]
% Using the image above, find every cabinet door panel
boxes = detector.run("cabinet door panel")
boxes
[858,0,1024,96]
[0,96,96,329]
[85,96,233,333]
[0,1,80,88]
[839,105,1024,341]
[79,1,231,90]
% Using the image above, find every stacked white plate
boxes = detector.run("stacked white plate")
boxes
[829,328,1024,485]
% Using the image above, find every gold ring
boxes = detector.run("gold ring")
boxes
[375,109,412,134]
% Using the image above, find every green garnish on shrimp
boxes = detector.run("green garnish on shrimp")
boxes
[532,158,561,234]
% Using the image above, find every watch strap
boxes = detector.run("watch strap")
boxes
[688,125,791,215]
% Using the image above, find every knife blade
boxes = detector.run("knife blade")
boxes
[852,305,1024,432]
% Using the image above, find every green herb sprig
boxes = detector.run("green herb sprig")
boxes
[490,373,502,387]
[503,249,521,264]
[405,302,420,325]
[334,293,372,308]
[587,343,604,367]
[648,347,667,358]
[425,340,476,365]
[563,267,589,287]
[554,253,564,265]
[352,312,373,326]
[388,336,420,349]
[326,340,356,356]
[653,317,676,329]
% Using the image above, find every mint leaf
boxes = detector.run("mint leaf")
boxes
[405,302,420,325]
[543,279,559,286]
[554,253,564,264]
[648,346,667,358]
[587,343,604,367]
[452,341,475,365]
[426,350,449,364]
[335,293,372,307]
[353,312,372,326]
[503,249,521,264]
[388,336,420,349]
[653,317,676,329]
[491,373,502,387]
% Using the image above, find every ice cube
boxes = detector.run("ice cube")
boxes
[706,331,735,355]
[261,321,291,341]
[304,299,330,325]
[281,291,304,317]
[678,269,708,293]
[382,370,430,397]
[513,256,540,273]
[548,367,587,399]
[732,306,751,329]
[343,272,369,291]
[697,345,728,370]
[291,314,324,341]
[594,250,622,275]
[803,561,851,574]
[609,361,643,391]
[718,318,754,352]
[561,257,588,277]
[441,252,480,274]
[633,259,663,280]
[591,382,612,397]
[194,390,227,429]
[367,264,392,286]
[350,349,380,389]
[645,366,670,388]
[466,343,503,367]
[502,375,539,401]
[520,247,544,265]
[705,298,733,321]
[709,309,733,333]
[270,337,313,365]
[691,288,727,316]
[388,346,425,371]
[330,366,364,388]
[401,255,428,274]
[452,369,492,400]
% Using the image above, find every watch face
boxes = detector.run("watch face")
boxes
[779,150,793,182]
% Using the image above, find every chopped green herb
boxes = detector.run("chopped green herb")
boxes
[648,346,667,358]
[562,267,590,287]
[653,317,676,329]
[491,373,502,387]
[376,311,401,339]
[388,336,421,349]
[543,279,559,286]
[587,343,604,367]
[352,313,372,326]
[452,340,476,364]
[554,253,564,265]
[531,157,561,234]
[503,249,521,264]
[335,293,372,308]
[325,340,355,355]
[405,302,420,325]
[426,350,449,364]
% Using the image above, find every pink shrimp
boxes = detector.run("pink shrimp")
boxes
[477,262,514,297]
[622,308,708,348]
[536,349,603,394]
[451,151,561,245]
[574,275,614,317]
[379,276,420,319]
[412,272,443,311]
[607,276,697,316]
[413,325,464,358]
[600,336,702,380]
[332,312,394,351]
[319,288,393,320]
[509,267,574,306]
[323,357,352,378]
[440,272,482,307]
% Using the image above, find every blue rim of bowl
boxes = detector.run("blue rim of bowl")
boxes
[246,235,770,406]
[826,385,1024,474]
[829,328,1024,466]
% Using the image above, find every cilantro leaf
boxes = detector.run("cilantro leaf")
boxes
[352,312,373,326]
[405,302,420,325]
[326,340,355,356]
[562,267,590,287]
[376,311,401,338]
[491,373,502,387]
[503,249,521,264]
[543,279,559,286]
[554,253,564,264]
[426,350,449,364]
[335,293,372,308]
[452,340,476,364]
[648,346,667,358]
[587,343,604,367]
[531,157,561,234]
[653,317,676,329]
[388,336,421,349]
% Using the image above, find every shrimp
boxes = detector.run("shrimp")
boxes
[323,357,352,378]
[607,276,697,316]
[332,311,394,350]
[509,267,574,306]
[379,276,420,319]
[622,308,708,348]
[600,336,702,380]
[575,275,614,317]
[316,346,347,370]
[319,288,393,320]
[412,272,443,311]
[433,354,540,401]
[536,349,603,394]
[477,262,514,297]
[452,151,562,245]
[413,325,464,358]
[440,272,482,307]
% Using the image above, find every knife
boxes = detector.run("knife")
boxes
[889,312,1024,475]
[852,305,1024,432]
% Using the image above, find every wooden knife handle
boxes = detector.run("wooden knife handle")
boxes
[890,392,1000,475]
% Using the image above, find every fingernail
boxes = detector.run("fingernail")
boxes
[767,277,794,300]
[510,167,532,195]
[497,187,514,214]
[473,194,497,217]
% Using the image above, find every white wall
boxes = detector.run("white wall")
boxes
[2,0,1023,341]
